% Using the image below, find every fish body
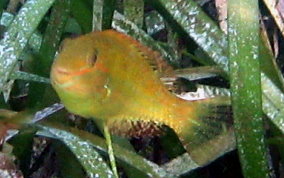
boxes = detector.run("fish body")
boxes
[51,30,234,165]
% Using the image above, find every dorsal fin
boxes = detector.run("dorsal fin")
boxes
[104,30,174,76]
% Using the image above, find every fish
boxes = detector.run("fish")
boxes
[50,30,235,165]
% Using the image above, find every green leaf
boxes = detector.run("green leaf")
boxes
[0,11,14,27]
[171,66,222,81]
[112,11,177,65]
[161,153,198,175]
[145,0,228,72]
[0,11,43,52]
[102,0,116,30]
[175,84,230,101]
[64,17,82,34]
[0,0,8,18]
[123,0,144,28]
[145,11,165,35]
[70,0,92,33]
[53,140,86,178]
[28,0,70,107]
[39,126,114,178]
[228,0,270,176]
[92,0,116,31]
[0,0,55,92]
[262,74,284,132]
[92,0,103,31]
[10,71,50,83]
[38,123,172,178]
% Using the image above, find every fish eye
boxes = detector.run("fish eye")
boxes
[86,49,98,67]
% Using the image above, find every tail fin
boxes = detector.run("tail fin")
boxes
[174,97,235,166]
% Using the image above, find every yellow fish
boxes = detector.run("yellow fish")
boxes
[50,30,234,165]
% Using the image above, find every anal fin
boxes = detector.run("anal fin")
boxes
[107,117,164,138]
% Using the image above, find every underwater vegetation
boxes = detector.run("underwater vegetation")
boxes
[0,0,283,177]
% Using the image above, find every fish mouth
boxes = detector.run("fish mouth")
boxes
[51,66,94,87]
[51,67,73,86]
[55,67,70,75]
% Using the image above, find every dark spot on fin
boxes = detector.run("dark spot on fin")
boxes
[107,118,164,138]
